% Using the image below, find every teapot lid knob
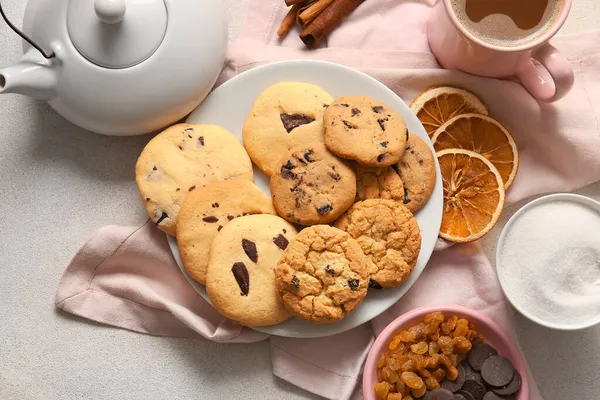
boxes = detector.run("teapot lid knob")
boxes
[67,0,167,69]
[94,0,126,24]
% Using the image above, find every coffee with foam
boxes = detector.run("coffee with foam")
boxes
[451,0,563,47]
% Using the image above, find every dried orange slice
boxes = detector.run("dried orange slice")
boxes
[410,86,488,138]
[431,113,519,189]
[437,149,505,243]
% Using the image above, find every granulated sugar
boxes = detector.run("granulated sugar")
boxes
[499,200,600,326]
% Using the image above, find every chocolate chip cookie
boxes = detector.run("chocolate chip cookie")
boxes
[335,199,421,289]
[355,163,405,202]
[206,214,297,327]
[393,133,437,213]
[242,82,333,176]
[177,178,277,284]
[136,124,253,236]
[270,142,356,225]
[324,96,408,167]
[275,225,369,323]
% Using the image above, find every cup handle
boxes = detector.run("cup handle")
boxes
[516,42,575,103]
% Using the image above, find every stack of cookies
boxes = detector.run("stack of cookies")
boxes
[134,82,436,327]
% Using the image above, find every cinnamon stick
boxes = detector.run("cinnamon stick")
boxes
[299,0,365,48]
[297,0,334,27]
[278,2,305,39]
[285,0,307,6]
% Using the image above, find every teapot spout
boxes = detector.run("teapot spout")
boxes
[0,50,56,100]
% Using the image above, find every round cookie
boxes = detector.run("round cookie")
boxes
[270,142,356,225]
[243,82,333,176]
[355,163,405,202]
[275,225,369,323]
[335,199,421,289]
[177,178,277,284]
[206,214,297,327]
[324,96,408,167]
[393,133,437,213]
[136,124,253,236]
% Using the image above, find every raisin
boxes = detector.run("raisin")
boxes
[389,337,401,351]
[387,357,400,372]
[411,385,426,398]
[202,216,218,223]
[272,234,289,250]
[401,360,417,372]
[417,368,431,379]
[446,366,459,381]
[424,312,444,324]
[410,342,428,355]
[441,315,458,335]
[280,113,315,133]
[453,319,469,337]
[432,368,446,382]
[400,372,424,390]
[231,262,249,296]
[372,105,384,113]
[424,377,440,390]
[348,279,360,291]
[428,341,440,356]
[242,239,258,262]
[452,336,472,354]
[382,367,399,384]
[291,275,300,288]
[316,203,333,215]
[377,353,387,369]
[374,382,391,400]
[427,354,441,369]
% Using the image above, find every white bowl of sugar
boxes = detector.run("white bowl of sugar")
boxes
[497,193,600,331]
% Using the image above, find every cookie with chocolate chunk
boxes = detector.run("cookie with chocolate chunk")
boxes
[335,199,421,288]
[136,124,253,236]
[243,82,333,176]
[177,178,277,284]
[206,214,297,327]
[323,96,407,167]
[270,142,356,225]
[393,133,437,213]
[275,225,369,323]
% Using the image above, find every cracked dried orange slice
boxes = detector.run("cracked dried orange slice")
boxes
[410,86,488,138]
[437,149,505,242]
[431,113,519,189]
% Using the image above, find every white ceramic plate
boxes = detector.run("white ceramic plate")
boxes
[167,60,443,338]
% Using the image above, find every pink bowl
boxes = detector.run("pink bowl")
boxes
[363,305,529,400]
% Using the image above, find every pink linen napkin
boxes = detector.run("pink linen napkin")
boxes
[56,1,600,399]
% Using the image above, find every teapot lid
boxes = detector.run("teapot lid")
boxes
[67,0,167,69]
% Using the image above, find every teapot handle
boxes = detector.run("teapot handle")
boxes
[0,0,55,59]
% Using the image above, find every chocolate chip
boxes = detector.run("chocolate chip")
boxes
[372,105,384,113]
[403,188,411,204]
[285,212,294,218]
[406,129,409,141]
[391,163,400,175]
[152,165,158,171]
[481,356,514,388]
[280,167,297,180]
[380,141,388,148]
[492,370,521,396]
[291,275,300,288]
[178,145,183,151]
[468,344,498,371]
[482,393,506,400]
[242,239,258,263]
[343,120,355,130]
[461,361,485,386]
[203,216,219,223]
[441,363,465,392]
[272,234,289,250]
[188,185,196,192]
[280,113,315,133]
[294,189,306,207]
[316,203,333,215]
[156,212,168,225]
[377,153,387,163]
[198,136,205,147]
[453,395,468,400]
[145,197,150,201]
[328,171,341,181]
[428,388,454,400]
[456,391,475,400]
[304,150,315,162]
[406,145,412,151]
[243,212,258,216]
[217,225,223,231]
[351,108,361,116]
[185,127,194,135]
[377,118,387,131]
[175,188,181,192]
[231,262,249,296]
[369,279,383,289]
[283,229,287,233]
[325,265,335,276]
[348,279,360,291]
[214,202,219,208]
[227,215,234,221]
[283,160,295,170]
[336,103,349,107]
[461,380,487,400]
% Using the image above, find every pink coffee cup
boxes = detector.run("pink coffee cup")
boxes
[428,0,575,103]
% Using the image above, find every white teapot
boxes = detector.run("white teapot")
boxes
[0,0,228,136]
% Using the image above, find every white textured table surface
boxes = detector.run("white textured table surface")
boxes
[1,1,599,399]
